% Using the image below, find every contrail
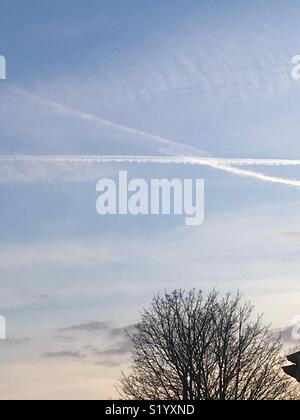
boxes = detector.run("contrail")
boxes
[2,155,300,166]
[1,155,300,187]
[11,85,207,158]
[4,85,300,188]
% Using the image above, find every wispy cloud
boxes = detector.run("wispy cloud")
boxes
[42,323,134,366]
[58,321,136,338]
[59,321,110,333]
[0,240,113,270]
[41,351,85,360]
[3,338,31,346]
[94,340,132,357]
[95,360,122,368]
[110,324,137,338]
[279,231,300,239]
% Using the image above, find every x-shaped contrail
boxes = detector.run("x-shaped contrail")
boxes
[2,85,300,188]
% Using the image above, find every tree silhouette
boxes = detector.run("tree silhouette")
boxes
[119,290,298,400]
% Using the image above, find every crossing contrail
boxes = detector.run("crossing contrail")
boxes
[1,155,300,187]
[3,85,300,188]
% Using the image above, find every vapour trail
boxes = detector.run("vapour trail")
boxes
[5,85,300,188]
[2,155,300,166]
[11,85,206,158]
[1,155,300,187]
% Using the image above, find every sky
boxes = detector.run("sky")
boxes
[0,0,300,400]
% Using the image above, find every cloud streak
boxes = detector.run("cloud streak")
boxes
[58,321,136,338]
[94,340,132,358]
[11,84,206,157]
[1,155,300,188]
[2,86,300,188]
[41,351,85,359]
[2,155,300,166]
[59,321,110,333]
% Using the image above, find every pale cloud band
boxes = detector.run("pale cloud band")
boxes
[1,155,300,188]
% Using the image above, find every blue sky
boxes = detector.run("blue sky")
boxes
[1,0,300,399]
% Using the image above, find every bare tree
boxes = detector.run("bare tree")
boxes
[119,290,298,400]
